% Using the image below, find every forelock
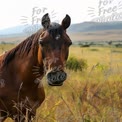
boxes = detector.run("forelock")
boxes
[47,22,63,39]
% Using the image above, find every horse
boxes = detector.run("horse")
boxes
[0,13,72,121]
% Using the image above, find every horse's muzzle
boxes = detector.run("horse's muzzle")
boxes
[47,71,67,86]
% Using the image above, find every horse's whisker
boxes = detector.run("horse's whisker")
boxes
[32,72,40,75]
[33,66,40,69]
[36,74,41,77]
[32,69,40,71]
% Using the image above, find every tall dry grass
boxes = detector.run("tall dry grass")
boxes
[1,44,122,122]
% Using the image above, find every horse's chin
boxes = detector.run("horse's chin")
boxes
[48,81,63,86]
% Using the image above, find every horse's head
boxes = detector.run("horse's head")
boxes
[38,13,72,86]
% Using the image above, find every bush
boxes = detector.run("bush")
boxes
[66,56,87,71]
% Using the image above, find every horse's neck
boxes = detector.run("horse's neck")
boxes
[8,44,44,85]
[19,47,44,81]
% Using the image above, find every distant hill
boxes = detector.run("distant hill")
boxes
[0,21,122,37]
[68,21,122,33]
[0,25,42,37]
[0,21,122,42]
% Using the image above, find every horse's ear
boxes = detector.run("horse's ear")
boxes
[61,14,71,30]
[41,13,50,29]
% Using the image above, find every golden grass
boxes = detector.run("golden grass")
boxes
[37,45,122,122]
[1,44,122,122]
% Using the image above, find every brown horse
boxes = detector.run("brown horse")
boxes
[0,13,72,121]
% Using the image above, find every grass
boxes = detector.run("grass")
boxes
[0,44,122,122]
[0,43,16,54]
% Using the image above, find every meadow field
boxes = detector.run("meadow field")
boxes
[1,44,122,122]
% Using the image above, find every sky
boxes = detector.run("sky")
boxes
[0,0,122,30]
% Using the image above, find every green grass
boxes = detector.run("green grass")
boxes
[1,44,122,122]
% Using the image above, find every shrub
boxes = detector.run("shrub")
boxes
[66,56,87,71]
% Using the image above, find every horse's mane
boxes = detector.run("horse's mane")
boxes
[2,23,63,68]
[2,29,42,67]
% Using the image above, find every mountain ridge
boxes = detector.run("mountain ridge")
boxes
[0,21,122,37]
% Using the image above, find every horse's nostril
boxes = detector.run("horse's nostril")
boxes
[47,71,67,86]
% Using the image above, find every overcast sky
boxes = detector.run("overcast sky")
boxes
[0,0,121,29]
